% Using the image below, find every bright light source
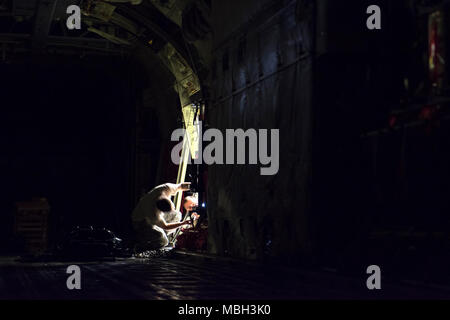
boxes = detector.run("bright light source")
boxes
[202,203,206,208]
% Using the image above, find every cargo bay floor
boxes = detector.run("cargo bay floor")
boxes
[0,251,449,300]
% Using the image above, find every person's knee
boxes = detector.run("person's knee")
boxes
[160,235,169,247]
[154,231,169,248]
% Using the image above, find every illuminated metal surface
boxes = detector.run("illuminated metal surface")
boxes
[182,103,200,159]
[173,103,200,212]
[173,132,190,212]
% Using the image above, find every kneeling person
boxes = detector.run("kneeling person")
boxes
[132,183,191,251]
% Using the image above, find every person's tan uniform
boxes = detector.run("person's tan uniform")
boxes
[132,183,190,250]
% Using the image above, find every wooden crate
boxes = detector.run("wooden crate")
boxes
[14,198,50,255]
